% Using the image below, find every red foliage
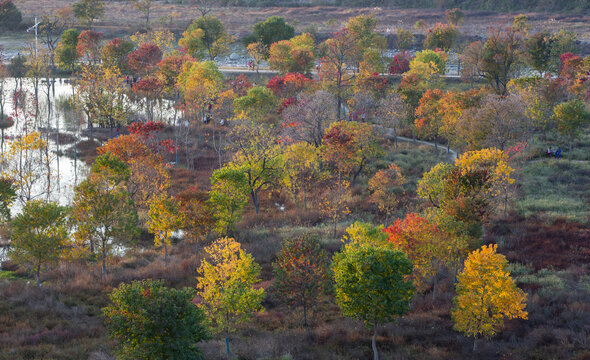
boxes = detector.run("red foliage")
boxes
[76,30,103,61]
[383,213,438,252]
[157,54,194,90]
[128,43,163,75]
[132,76,164,97]
[267,73,313,98]
[389,51,413,74]
[559,52,577,71]
[228,74,252,97]
[128,121,166,137]
[278,97,297,114]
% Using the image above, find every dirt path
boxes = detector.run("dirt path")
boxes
[379,126,458,161]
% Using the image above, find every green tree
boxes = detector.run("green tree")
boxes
[332,244,414,360]
[8,200,69,287]
[179,15,232,60]
[445,8,464,26]
[0,0,22,31]
[208,166,248,235]
[233,86,278,125]
[103,279,210,360]
[396,28,414,50]
[72,153,138,275]
[197,237,265,358]
[272,236,330,342]
[72,0,104,29]
[55,28,80,73]
[481,27,523,95]
[452,244,527,352]
[132,0,153,30]
[551,99,590,151]
[424,23,459,51]
[244,16,295,51]
[549,30,579,72]
[0,178,15,223]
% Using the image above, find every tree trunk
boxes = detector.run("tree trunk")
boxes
[303,302,311,344]
[36,264,41,287]
[473,338,478,352]
[225,329,231,358]
[252,192,260,214]
[372,324,379,360]
[164,243,168,267]
[102,246,107,276]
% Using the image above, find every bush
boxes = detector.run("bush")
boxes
[0,0,22,30]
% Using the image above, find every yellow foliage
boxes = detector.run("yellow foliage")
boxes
[452,244,527,340]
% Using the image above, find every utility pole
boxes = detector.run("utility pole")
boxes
[27,17,41,56]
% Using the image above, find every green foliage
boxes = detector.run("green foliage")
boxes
[233,86,278,124]
[0,177,16,223]
[526,31,553,74]
[103,279,210,360]
[551,99,590,148]
[413,49,447,74]
[332,244,414,328]
[244,16,295,49]
[549,30,579,71]
[343,222,389,249]
[73,0,104,28]
[56,28,81,72]
[179,15,231,60]
[72,153,138,274]
[209,166,249,235]
[0,0,22,30]
[423,23,459,51]
[396,28,414,50]
[8,200,69,286]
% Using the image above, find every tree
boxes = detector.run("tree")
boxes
[247,41,267,78]
[272,236,330,342]
[413,49,447,75]
[342,221,389,249]
[318,29,360,119]
[525,31,553,74]
[0,178,15,223]
[55,28,81,73]
[101,38,135,74]
[130,29,177,56]
[233,86,278,125]
[415,88,445,152]
[1,131,51,206]
[192,0,216,17]
[551,99,590,151]
[179,15,232,61]
[74,65,130,129]
[396,29,414,51]
[280,90,335,147]
[128,43,163,76]
[268,33,316,75]
[73,0,104,29]
[481,26,524,95]
[368,163,406,223]
[332,244,414,360]
[452,244,527,352]
[38,8,73,71]
[8,200,69,287]
[244,16,295,50]
[72,153,138,275]
[282,142,324,208]
[133,0,153,30]
[0,0,22,31]
[196,237,265,358]
[208,166,248,235]
[76,30,103,65]
[445,8,464,26]
[375,92,408,149]
[98,134,170,210]
[103,279,210,360]
[389,51,413,74]
[321,121,383,185]
[178,60,224,122]
[224,123,284,214]
[549,30,579,72]
[424,23,459,51]
[147,194,184,266]
[176,187,214,246]
[461,40,485,82]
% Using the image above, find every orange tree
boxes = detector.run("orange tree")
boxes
[415,88,445,152]
[368,163,406,223]
[268,33,316,75]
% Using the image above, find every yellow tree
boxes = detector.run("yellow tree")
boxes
[196,237,265,358]
[282,142,324,208]
[147,194,184,266]
[130,29,176,56]
[452,244,527,352]
[247,41,267,79]
[178,60,224,122]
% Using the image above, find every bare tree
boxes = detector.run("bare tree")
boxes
[192,0,217,17]
[281,90,336,147]
[376,92,408,150]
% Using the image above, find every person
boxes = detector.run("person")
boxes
[555,147,561,159]
[547,147,554,157]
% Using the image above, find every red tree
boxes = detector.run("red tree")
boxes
[128,43,163,76]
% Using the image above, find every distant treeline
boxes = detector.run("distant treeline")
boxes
[179,0,590,13]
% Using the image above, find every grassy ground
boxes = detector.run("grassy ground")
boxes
[10,1,590,42]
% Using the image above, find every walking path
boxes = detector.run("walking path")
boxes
[379,126,459,161]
